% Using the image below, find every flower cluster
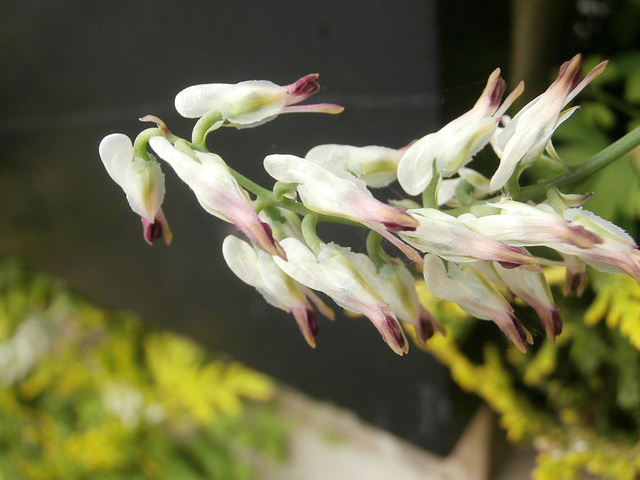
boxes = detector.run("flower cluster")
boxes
[100,56,640,355]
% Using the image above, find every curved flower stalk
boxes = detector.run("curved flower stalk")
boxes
[175,74,343,128]
[400,208,537,268]
[99,133,172,245]
[490,54,608,191]
[423,255,531,352]
[305,144,404,188]
[397,68,523,195]
[376,261,444,344]
[273,238,409,355]
[264,154,422,263]
[149,136,285,259]
[222,235,334,347]
[459,200,603,249]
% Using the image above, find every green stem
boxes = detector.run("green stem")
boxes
[133,128,163,161]
[448,126,640,215]
[192,110,224,146]
[228,168,361,227]
[301,214,322,255]
[421,169,440,209]
[366,231,390,269]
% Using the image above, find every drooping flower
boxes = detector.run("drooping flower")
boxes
[397,69,523,195]
[490,54,608,191]
[423,255,531,352]
[400,208,537,269]
[149,136,285,259]
[174,74,343,128]
[473,261,562,342]
[273,238,409,355]
[222,235,334,347]
[264,154,422,263]
[305,144,404,188]
[99,133,172,245]
[375,261,444,343]
[459,200,603,249]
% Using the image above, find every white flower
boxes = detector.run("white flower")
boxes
[423,255,530,352]
[99,133,172,244]
[222,235,333,347]
[400,208,537,268]
[550,208,640,283]
[149,136,285,258]
[376,262,443,343]
[264,154,422,263]
[490,54,607,190]
[175,74,343,128]
[474,262,562,342]
[459,200,603,249]
[274,238,408,355]
[305,144,403,188]
[397,69,523,195]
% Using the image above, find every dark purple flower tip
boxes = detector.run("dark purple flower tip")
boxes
[293,308,319,348]
[564,270,586,297]
[383,313,409,355]
[142,212,172,246]
[380,209,419,232]
[554,54,584,93]
[550,309,563,340]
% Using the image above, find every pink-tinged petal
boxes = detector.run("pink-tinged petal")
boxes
[305,288,335,321]
[150,137,284,258]
[361,307,409,356]
[559,253,587,297]
[472,68,507,115]
[492,312,530,353]
[565,59,608,104]
[291,307,319,348]
[460,201,603,250]
[139,115,171,135]
[423,255,529,351]
[222,198,286,260]
[281,103,345,114]
[365,222,424,264]
[283,73,321,104]
[494,81,524,118]
[402,208,537,267]
[493,263,562,342]
[141,208,172,246]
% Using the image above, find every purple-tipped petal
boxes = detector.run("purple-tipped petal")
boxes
[284,73,321,104]
[494,313,529,353]
[141,208,172,245]
[292,307,319,348]
[366,310,409,356]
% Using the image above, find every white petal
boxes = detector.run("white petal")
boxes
[99,133,134,187]
[175,83,232,118]
[397,134,437,195]
[222,235,263,288]
[124,156,165,221]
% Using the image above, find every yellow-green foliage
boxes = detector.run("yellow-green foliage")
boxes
[586,273,640,349]
[415,271,640,479]
[0,259,287,480]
